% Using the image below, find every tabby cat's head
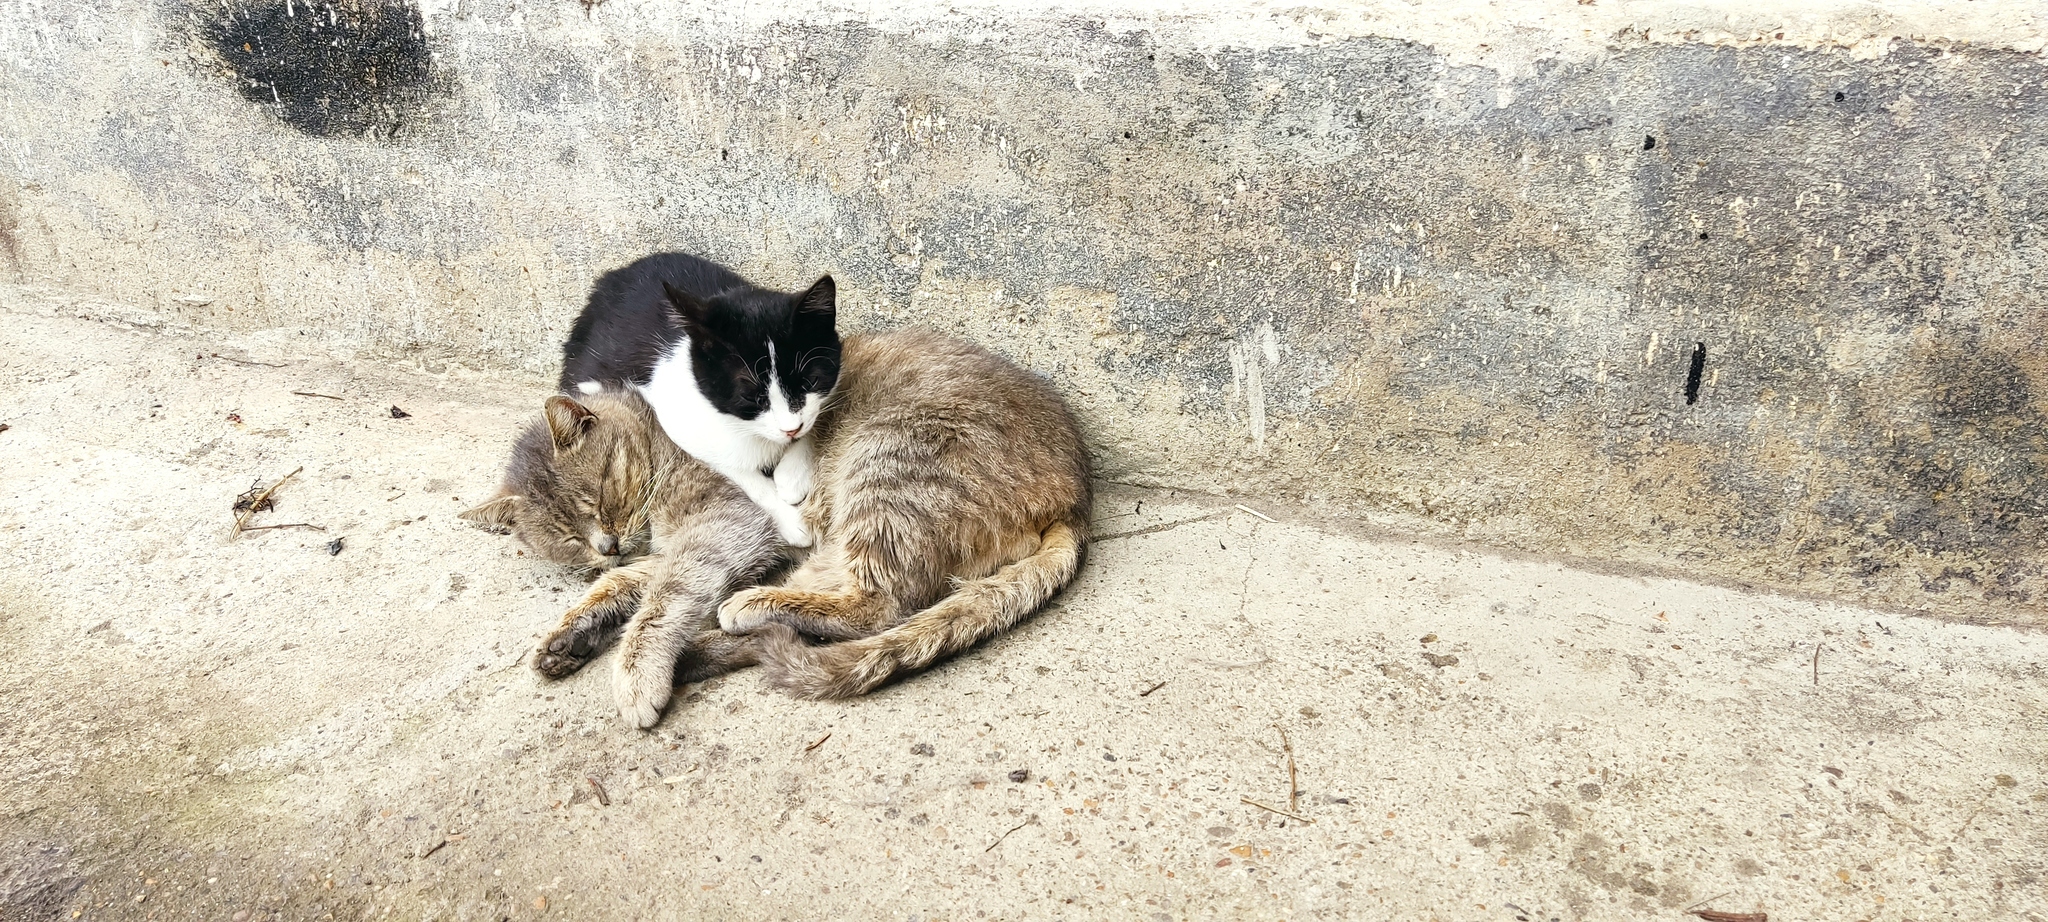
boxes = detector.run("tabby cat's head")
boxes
[461,390,661,571]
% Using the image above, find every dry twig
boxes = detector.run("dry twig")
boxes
[292,391,343,401]
[1681,892,1732,914]
[1688,911,1767,922]
[984,816,1034,852]
[1239,797,1315,824]
[586,776,610,806]
[1275,724,1300,812]
[804,732,833,753]
[209,353,287,368]
[1139,681,1167,697]
[230,467,302,539]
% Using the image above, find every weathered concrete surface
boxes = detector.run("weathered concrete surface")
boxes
[6,298,2047,919]
[1,1,2045,621]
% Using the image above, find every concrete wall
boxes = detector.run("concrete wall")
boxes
[3,0,2043,622]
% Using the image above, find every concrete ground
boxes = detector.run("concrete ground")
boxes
[2,292,2044,922]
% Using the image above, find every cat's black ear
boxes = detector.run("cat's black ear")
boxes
[544,395,597,450]
[796,275,837,324]
[661,281,712,337]
[458,490,522,531]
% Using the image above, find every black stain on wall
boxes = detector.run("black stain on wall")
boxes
[1684,342,1706,405]
[196,0,435,138]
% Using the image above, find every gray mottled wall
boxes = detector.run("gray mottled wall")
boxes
[2,1,2043,622]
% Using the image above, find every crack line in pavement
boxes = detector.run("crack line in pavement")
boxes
[1093,510,1228,542]
[1234,521,1262,628]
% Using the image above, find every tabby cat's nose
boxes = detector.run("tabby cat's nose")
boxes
[594,534,619,556]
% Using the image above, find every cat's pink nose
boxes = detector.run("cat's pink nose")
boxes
[783,427,803,440]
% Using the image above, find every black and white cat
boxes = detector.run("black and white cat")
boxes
[558,253,840,547]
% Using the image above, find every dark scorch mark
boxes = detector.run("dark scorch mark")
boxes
[196,0,436,138]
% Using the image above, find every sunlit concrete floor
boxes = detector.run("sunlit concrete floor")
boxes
[2,295,2042,921]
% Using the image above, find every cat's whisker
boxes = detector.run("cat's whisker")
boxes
[811,388,850,415]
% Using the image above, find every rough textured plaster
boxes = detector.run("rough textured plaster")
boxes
[0,0,2041,620]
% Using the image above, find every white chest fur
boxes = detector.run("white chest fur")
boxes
[635,341,818,547]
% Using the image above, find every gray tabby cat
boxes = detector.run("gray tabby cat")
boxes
[463,392,783,727]
[719,328,1091,699]
[467,328,1091,726]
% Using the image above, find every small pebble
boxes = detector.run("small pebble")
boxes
[389,405,411,419]
[910,743,934,757]
[1007,769,1029,783]
[326,539,344,556]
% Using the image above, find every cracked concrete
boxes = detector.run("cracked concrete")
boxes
[4,295,2044,920]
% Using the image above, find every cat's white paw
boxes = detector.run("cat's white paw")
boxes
[774,510,814,548]
[774,435,817,505]
[774,463,813,506]
[614,659,673,730]
[718,589,774,633]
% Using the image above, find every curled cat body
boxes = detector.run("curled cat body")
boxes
[721,328,1092,698]
[471,325,1091,722]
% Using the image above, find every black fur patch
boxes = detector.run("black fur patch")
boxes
[558,253,742,390]
[664,276,838,421]
[558,252,839,421]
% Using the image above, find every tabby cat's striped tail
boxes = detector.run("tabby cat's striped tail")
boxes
[756,519,1086,699]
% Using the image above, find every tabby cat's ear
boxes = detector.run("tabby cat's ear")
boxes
[661,281,712,338]
[544,395,597,450]
[458,490,522,531]
[796,275,837,325]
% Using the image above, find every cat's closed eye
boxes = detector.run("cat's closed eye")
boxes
[729,384,767,414]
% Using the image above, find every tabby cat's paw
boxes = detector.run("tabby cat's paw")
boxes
[613,663,672,730]
[718,589,778,634]
[534,651,585,679]
[534,630,596,679]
